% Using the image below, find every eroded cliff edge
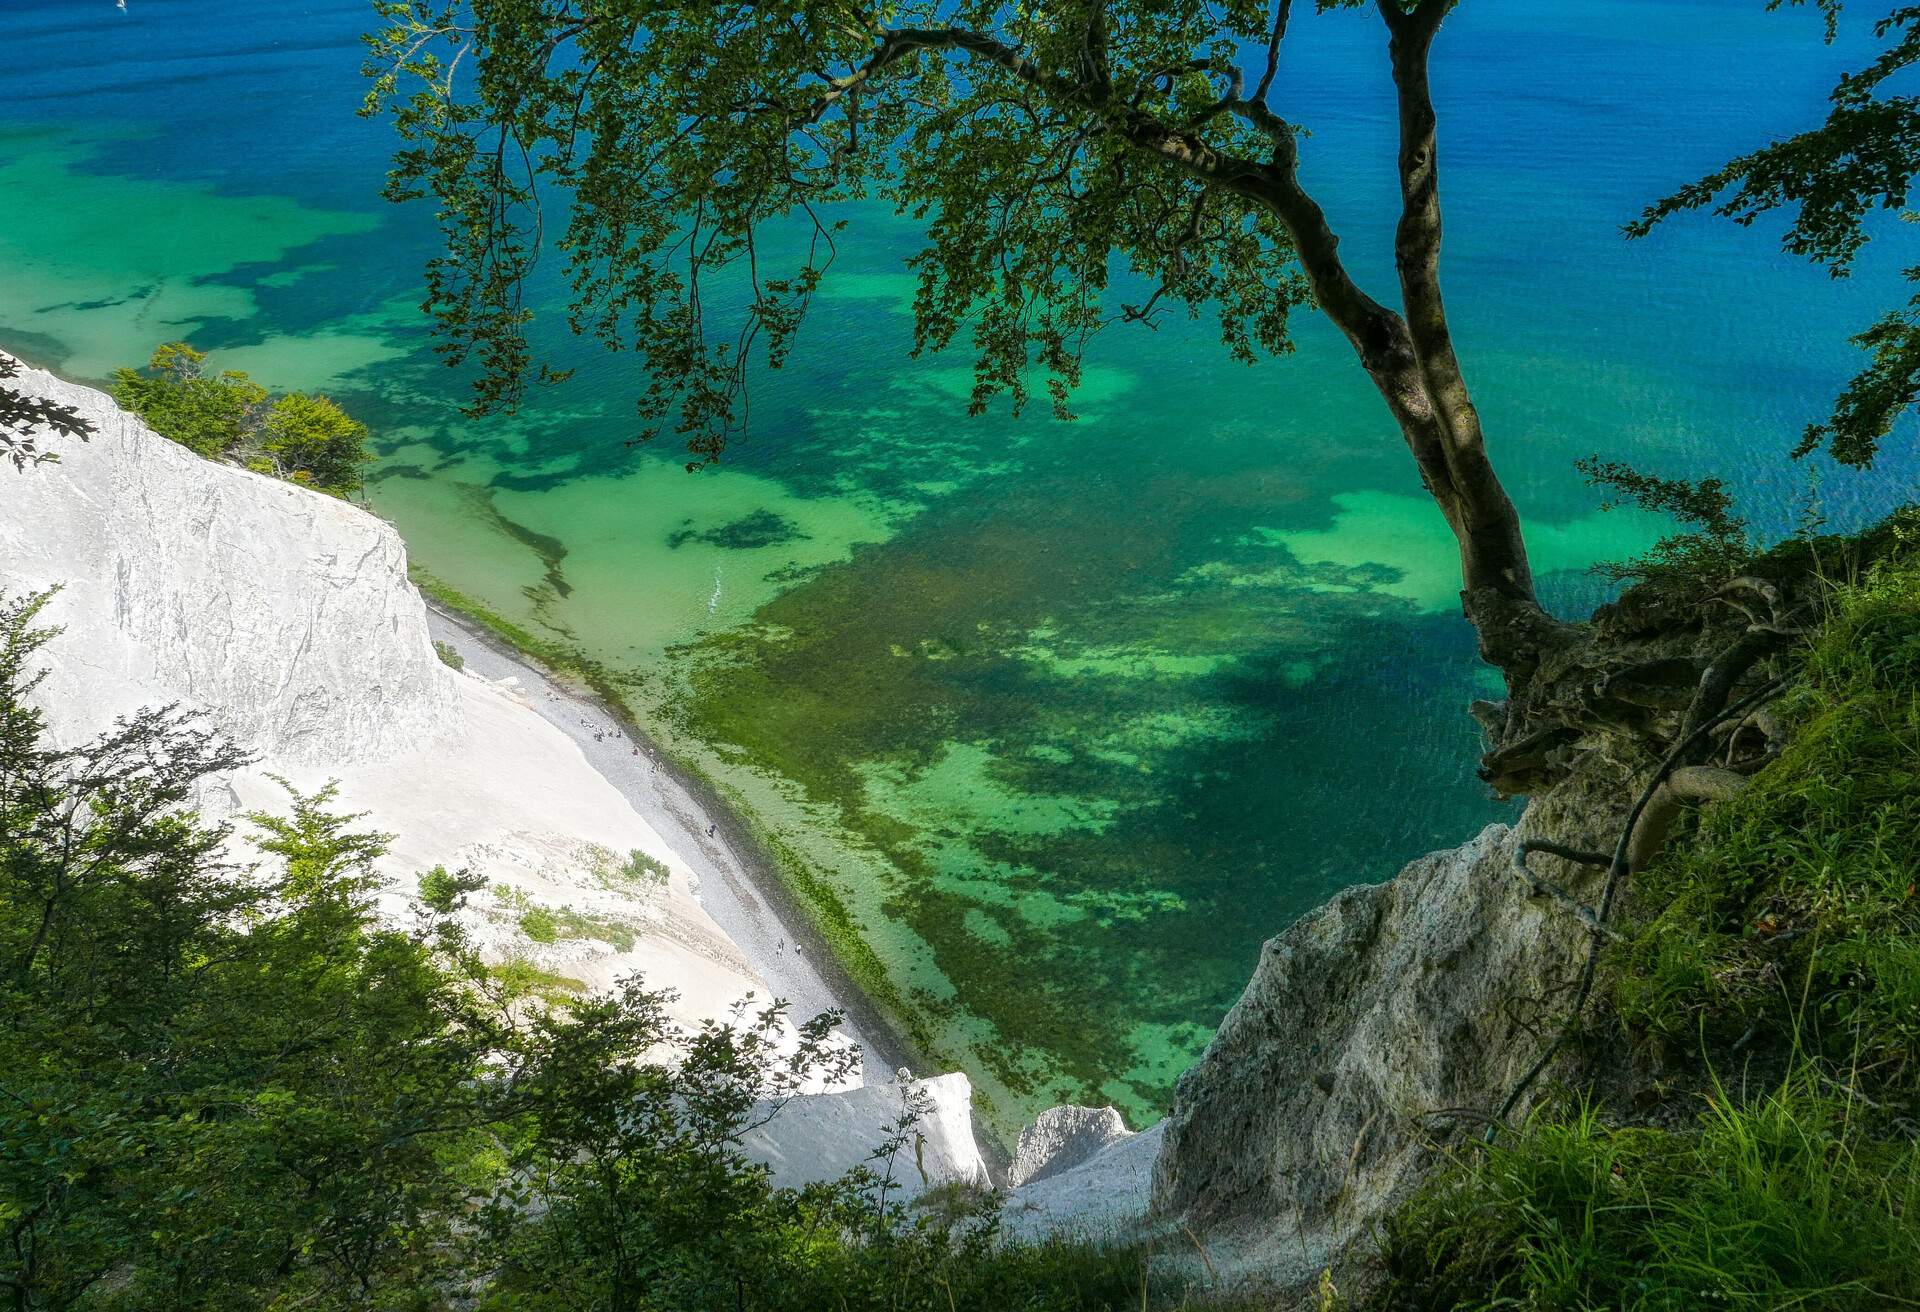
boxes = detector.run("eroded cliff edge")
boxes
[0,351,989,1194]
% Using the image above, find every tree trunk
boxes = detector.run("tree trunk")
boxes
[1246,0,1564,689]
[1250,118,1560,688]
[786,14,1564,685]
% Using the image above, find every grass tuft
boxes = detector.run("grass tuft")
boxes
[1374,1074,1920,1310]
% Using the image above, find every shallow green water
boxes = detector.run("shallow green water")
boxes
[3,0,1915,1129]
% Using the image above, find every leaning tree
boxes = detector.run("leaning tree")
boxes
[366,0,1563,685]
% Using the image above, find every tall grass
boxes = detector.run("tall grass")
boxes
[1374,1071,1920,1310]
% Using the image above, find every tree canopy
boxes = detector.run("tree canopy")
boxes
[366,0,1566,681]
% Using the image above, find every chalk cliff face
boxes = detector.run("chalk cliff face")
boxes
[0,354,989,1198]
[3,362,455,768]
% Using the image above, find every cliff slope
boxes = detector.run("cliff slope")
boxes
[0,351,989,1194]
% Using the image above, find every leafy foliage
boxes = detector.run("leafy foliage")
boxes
[1576,456,1754,592]
[0,353,96,473]
[0,586,1172,1311]
[111,343,373,495]
[618,848,671,886]
[258,391,376,494]
[0,586,491,1309]
[1631,3,1920,466]
[361,1,1433,459]
[419,861,486,913]
[110,342,266,459]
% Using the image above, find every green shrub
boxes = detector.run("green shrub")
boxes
[620,847,671,885]
[433,638,465,670]
[517,901,638,951]
[112,341,265,459]
[488,955,587,1003]
[1577,456,1754,596]
[111,341,372,496]
[419,862,484,913]
[519,905,560,943]
[260,391,373,494]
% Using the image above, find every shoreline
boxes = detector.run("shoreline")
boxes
[420,598,922,1085]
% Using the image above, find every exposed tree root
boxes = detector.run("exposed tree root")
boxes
[1625,765,1752,873]
[1488,670,1789,1134]
[1511,840,1619,941]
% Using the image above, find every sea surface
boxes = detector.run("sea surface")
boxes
[3,0,1915,1130]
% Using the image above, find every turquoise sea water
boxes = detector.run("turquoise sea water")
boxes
[3,0,1915,1130]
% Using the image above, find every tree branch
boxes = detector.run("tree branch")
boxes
[1252,0,1296,105]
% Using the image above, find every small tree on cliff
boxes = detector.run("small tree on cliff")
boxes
[366,0,1561,684]
[112,343,375,496]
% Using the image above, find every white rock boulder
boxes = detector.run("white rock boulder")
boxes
[741,1072,990,1199]
[1007,1104,1135,1188]
[1001,1120,1163,1241]
[1149,820,1584,1287]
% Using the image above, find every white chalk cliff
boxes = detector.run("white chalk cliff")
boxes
[0,353,986,1197]
[0,354,757,1024]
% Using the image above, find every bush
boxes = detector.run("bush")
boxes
[1576,456,1754,597]
[419,862,484,913]
[111,340,266,459]
[260,391,373,493]
[519,904,560,942]
[622,848,671,884]
[111,341,372,495]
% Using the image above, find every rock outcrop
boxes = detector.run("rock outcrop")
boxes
[1007,1105,1135,1188]
[1134,545,1802,1290]
[1001,1121,1163,1241]
[1147,821,1593,1287]
[3,364,454,768]
[741,1073,991,1199]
